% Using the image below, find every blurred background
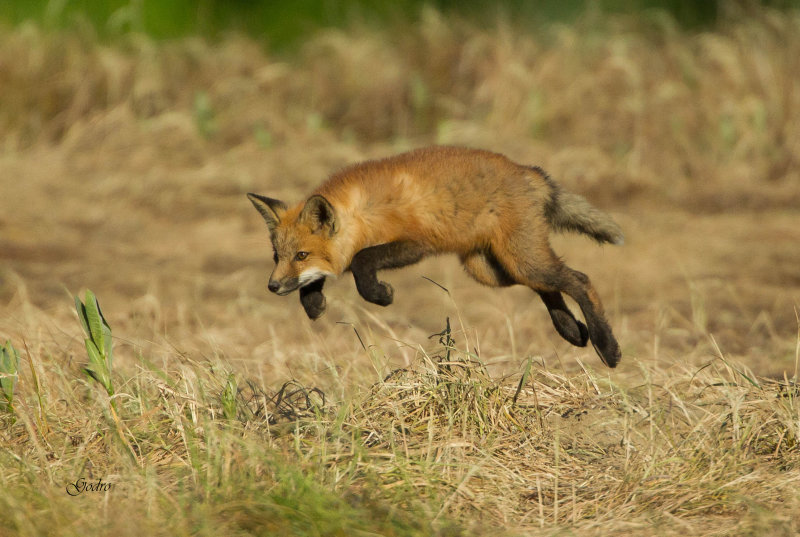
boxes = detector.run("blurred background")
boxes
[1,0,799,379]
[0,1,760,43]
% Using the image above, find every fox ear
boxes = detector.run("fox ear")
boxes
[247,193,287,232]
[299,195,337,236]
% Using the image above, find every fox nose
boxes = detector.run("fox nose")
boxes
[267,281,280,293]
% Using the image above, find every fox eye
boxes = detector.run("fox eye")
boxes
[295,251,309,261]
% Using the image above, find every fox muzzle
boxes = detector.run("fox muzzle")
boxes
[268,276,300,296]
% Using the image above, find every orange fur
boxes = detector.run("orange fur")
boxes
[248,146,624,367]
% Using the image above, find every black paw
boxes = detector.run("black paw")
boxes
[589,326,621,368]
[366,281,394,306]
[300,290,327,320]
[550,311,589,347]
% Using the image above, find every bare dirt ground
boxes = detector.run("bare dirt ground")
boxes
[2,112,797,382]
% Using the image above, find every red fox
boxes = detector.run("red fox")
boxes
[248,146,624,367]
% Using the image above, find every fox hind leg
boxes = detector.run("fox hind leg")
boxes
[461,250,589,348]
[537,291,589,347]
[460,250,515,287]
[554,267,621,367]
[350,241,428,306]
[490,237,621,367]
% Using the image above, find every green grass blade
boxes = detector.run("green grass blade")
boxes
[222,373,238,420]
[84,290,105,358]
[513,356,533,406]
[75,295,90,337]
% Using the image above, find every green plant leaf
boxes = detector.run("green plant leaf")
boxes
[76,291,114,396]
[84,290,105,358]
[222,373,237,420]
[0,341,18,375]
[85,339,111,394]
[0,341,20,407]
[101,312,113,369]
[85,339,102,372]
[75,295,90,338]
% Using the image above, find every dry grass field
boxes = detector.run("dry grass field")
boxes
[1,6,800,536]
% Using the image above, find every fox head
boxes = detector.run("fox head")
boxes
[247,193,338,296]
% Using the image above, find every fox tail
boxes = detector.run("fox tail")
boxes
[546,189,625,246]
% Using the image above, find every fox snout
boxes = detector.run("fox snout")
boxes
[267,274,300,296]
[268,281,294,296]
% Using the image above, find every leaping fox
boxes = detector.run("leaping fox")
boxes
[247,146,624,367]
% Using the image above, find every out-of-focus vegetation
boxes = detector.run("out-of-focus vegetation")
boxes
[2,0,798,213]
[1,0,799,47]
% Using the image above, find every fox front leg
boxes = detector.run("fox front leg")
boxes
[350,241,428,306]
[299,278,327,319]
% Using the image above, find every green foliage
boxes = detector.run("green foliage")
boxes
[221,372,237,420]
[75,290,114,396]
[191,457,446,536]
[2,0,799,48]
[253,123,273,149]
[0,340,20,413]
[193,91,217,140]
[0,0,428,46]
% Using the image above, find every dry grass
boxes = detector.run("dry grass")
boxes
[1,5,800,535]
[1,309,798,535]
